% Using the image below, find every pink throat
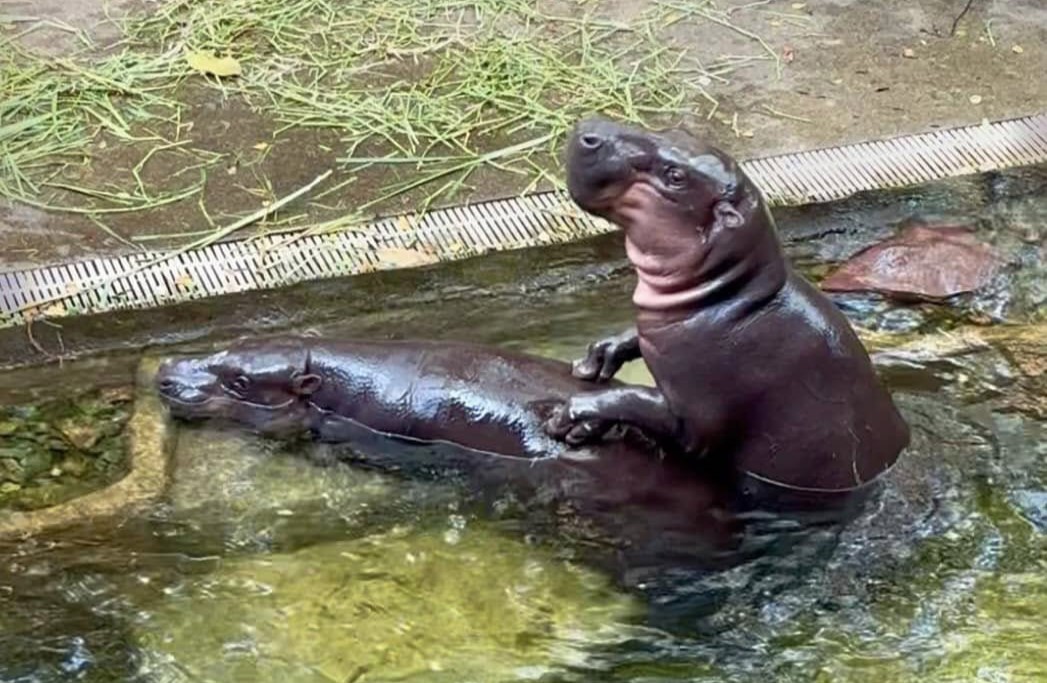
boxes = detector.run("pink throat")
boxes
[611,182,712,312]
[625,235,709,311]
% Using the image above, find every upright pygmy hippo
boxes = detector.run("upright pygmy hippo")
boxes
[545,118,910,501]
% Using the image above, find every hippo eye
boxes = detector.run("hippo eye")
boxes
[229,376,251,395]
[665,166,687,188]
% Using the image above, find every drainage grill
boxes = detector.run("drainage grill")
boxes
[2,113,1046,328]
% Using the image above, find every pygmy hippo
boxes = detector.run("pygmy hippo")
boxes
[156,337,752,577]
[545,117,911,504]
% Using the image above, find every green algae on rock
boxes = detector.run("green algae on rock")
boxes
[0,358,171,539]
[0,386,132,512]
[134,522,641,682]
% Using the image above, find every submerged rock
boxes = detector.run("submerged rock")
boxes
[132,523,640,683]
[868,322,1046,419]
[0,360,169,538]
[822,224,1000,301]
[160,423,416,553]
[1012,490,1047,533]
[0,593,140,683]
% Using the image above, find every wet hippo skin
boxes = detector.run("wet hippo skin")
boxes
[155,337,752,577]
[546,118,911,496]
[157,337,624,459]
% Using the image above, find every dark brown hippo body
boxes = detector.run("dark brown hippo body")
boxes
[545,118,911,502]
[158,337,630,459]
[156,337,752,579]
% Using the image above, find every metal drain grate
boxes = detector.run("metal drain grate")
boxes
[2,113,1046,328]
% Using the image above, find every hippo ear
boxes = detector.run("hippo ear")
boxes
[712,200,744,229]
[291,372,322,396]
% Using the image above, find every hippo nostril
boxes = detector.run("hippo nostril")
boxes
[579,133,603,150]
[158,378,176,392]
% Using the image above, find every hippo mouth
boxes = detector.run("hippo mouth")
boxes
[157,382,306,440]
[156,378,210,410]
[157,384,297,413]
[156,387,223,421]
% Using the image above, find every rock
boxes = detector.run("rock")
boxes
[55,418,102,451]
[1012,490,1047,533]
[0,458,22,484]
[99,386,135,404]
[133,523,639,682]
[868,322,1046,419]
[0,447,52,484]
[57,455,89,478]
[822,224,1000,301]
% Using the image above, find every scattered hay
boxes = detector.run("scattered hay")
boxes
[1,0,780,243]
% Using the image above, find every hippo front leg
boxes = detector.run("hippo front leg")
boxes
[544,386,682,449]
[572,327,641,382]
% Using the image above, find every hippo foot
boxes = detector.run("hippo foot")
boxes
[572,328,640,382]
[544,397,616,446]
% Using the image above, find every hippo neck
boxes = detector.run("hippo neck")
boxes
[630,215,788,322]
[304,348,360,408]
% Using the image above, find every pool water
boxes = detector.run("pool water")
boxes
[0,169,1044,683]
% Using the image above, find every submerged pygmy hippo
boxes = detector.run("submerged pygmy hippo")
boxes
[545,118,910,503]
[155,338,748,578]
[158,338,622,458]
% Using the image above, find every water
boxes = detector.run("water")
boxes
[0,171,1044,682]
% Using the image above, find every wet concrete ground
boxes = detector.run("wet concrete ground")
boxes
[1,0,1045,270]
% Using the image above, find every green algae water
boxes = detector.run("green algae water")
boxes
[133,524,642,682]
[0,170,1044,682]
[0,388,131,512]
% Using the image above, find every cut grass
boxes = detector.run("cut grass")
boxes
[1,0,780,253]
[0,34,211,215]
[124,0,705,210]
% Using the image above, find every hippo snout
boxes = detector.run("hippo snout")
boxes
[155,357,218,406]
[571,117,627,149]
[567,118,646,210]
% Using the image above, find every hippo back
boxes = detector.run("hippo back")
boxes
[306,340,619,458]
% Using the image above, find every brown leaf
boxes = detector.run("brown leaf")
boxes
[186,51,242,77]
[373,247,439,269]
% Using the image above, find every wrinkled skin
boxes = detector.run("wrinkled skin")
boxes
[156,337,765,579]
[545,117,911,495]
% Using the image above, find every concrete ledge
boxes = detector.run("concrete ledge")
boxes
[2,113,1044,332]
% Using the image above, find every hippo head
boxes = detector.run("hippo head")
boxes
[565,117,784,307]
[156,337,321,438]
